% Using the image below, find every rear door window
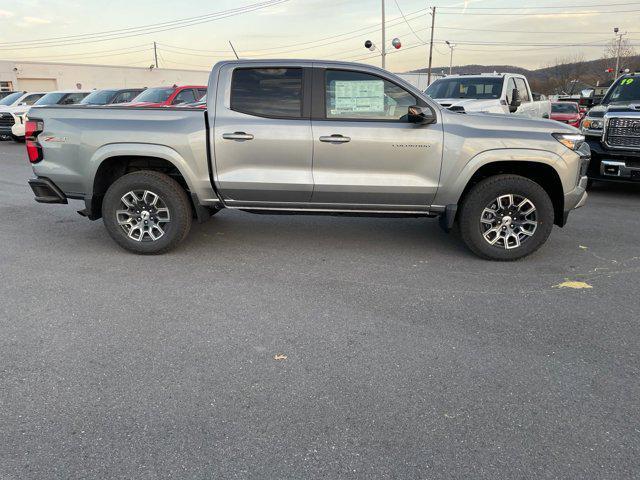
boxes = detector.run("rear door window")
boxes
[113,90,141,103]
[22,94,45,105]
[172,89,197,105]
[60,93,88,104]
[230,68,303,118]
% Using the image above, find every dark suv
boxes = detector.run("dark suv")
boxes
[581,73,640,183]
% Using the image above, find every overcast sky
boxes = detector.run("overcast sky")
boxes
[0,0,637,72]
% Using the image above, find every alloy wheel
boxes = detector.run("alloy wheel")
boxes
[480,194,538,249]
[116,190,171,242]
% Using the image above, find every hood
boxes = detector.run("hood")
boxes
[0,104,31,114]
[445,109,580,134]
[551,112,581,121]
[588,102,640,117]
[120,101,165,107]
[434,98,500,111]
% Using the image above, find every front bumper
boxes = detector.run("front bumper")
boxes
[562,175,588,225]
[586,137,640,182]
[28,177,68,204]
[561,143,590,225]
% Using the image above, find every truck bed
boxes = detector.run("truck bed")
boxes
[27,105,215,204]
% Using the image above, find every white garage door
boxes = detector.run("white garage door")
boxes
[17,78,58,91]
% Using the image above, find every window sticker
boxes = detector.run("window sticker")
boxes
[331,80,385,114]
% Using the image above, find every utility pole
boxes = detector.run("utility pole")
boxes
[445,41,455,75]
[427,7,436,85]
[153,41,159,68]
[613,27,627,79]
[381,0,386,69]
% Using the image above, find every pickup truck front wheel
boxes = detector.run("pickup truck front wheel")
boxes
[459,175,554,261]
[102,171,192,254]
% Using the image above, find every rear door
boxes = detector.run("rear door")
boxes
[309,67,443,208]
[211,64,313,204]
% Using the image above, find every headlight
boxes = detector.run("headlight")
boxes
[553,133,585,151]
[582,118,603,130]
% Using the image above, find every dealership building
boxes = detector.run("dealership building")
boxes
[0,60,211,92]
[0,59,441,94]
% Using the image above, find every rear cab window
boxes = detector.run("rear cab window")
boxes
[230,68,303,118]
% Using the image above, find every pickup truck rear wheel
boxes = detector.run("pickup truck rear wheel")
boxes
[102,171,192,254]
[459,175,554,261]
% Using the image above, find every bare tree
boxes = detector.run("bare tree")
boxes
[603,37,637,73]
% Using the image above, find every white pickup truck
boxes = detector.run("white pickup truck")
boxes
[425,73,551,119]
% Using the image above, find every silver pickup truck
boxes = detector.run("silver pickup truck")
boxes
[26,60,589,260]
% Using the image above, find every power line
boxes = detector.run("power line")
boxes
[437,2,640,9]
[435,25,640,35]
[392,0,426,44]
[158,7,429,55]
[0,1,288,50]
[436,8,640,16]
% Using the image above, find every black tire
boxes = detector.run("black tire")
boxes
[458,174,554,261]
[586,178,594,189]
[102,170,192,254]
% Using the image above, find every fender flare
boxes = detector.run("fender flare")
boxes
[86,143,199,194]
[435,148,570,207]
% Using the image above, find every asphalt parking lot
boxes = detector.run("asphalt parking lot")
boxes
[1,139,639,479]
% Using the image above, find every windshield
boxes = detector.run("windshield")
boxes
[131,87,174,103]
[552,103,579,114]
[0,92,23,105]
[80,90,117,105]
[602,76,640,105]
[34,92,66,105]
[426,77,504,99]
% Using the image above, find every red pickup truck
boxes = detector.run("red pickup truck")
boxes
[124,85,207,107]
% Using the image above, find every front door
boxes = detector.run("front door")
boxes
[310,68,443,208]
[213,66,313,204]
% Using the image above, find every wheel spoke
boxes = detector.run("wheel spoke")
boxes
[117,189,170,243]
[149,224,164,241]
[143,190,159,206]
[155,207,170,222]
[480,193,538,250]
[505,232,521,249]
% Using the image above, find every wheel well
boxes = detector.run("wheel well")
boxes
[90,156,189,219]
[459,161,565,226]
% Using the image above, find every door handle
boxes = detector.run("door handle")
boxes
[319,134,351,144]
[222,132,254,141]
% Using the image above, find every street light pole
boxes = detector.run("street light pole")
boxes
[613,27,626,79]
[381,0,386,69]
[445,41,455,75]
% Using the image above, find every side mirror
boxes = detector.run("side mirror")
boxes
[408,105,436,125]
[509,88,521,112]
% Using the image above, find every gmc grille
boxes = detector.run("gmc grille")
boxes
[606,117,640,149]
[0,113,15,128]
